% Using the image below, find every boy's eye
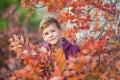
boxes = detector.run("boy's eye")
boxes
[51,30,55,32]
[44,32,48,35]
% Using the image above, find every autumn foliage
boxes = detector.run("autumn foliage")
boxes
[8,34,55,80]
[8,0,120,80]
[8,34,120,80]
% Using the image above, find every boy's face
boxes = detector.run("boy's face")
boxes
[42,23,61,45]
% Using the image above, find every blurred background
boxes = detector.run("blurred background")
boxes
[0,0,120,79]
[0,0,47,79]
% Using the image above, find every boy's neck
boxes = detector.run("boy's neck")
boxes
[52,39,62,49]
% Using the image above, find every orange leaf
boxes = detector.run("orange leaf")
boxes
[74,63,84,73]
[100,11,105,15]
[91,62,97,71]
[52,65,61,76]
[103,54,109,61]
[79,55,90,64]
[100,72,107,80]
[68,77,78,80]
[109,69,116,77]
[117,76,120,80]
[79,74,85,79]
[29,43,36,50]
[116,61,120,71]
[93,22,99,32]
[26,38,30,43]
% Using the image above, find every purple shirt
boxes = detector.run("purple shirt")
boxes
[62,38,80,59]
[44,38,80,60]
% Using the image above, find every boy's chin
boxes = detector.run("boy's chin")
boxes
[49,42,58,46]
[49,43,57,45]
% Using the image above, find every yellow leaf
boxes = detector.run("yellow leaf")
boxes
[91,62,97,71]
[82,49,89,54]
[79,55,89,64]
[50,0,54,3]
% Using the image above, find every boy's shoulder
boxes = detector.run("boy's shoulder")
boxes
[43,37,80,53]
[62,38,80,56]
[62,38,79,49]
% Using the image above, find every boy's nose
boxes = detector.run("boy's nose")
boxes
[48,33,53,38]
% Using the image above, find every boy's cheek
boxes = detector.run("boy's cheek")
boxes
[42,36,47,42]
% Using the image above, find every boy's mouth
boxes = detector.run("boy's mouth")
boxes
[50,38,56,41]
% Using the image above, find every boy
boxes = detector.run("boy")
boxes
[39,17,80,74]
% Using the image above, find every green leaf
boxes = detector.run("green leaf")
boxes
[0,18,8,30]
[0,0,21,12]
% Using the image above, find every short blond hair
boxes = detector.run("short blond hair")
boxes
[39,17,60,33]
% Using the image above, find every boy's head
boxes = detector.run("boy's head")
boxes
[39,17,62,46]
[39,17,60,33]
